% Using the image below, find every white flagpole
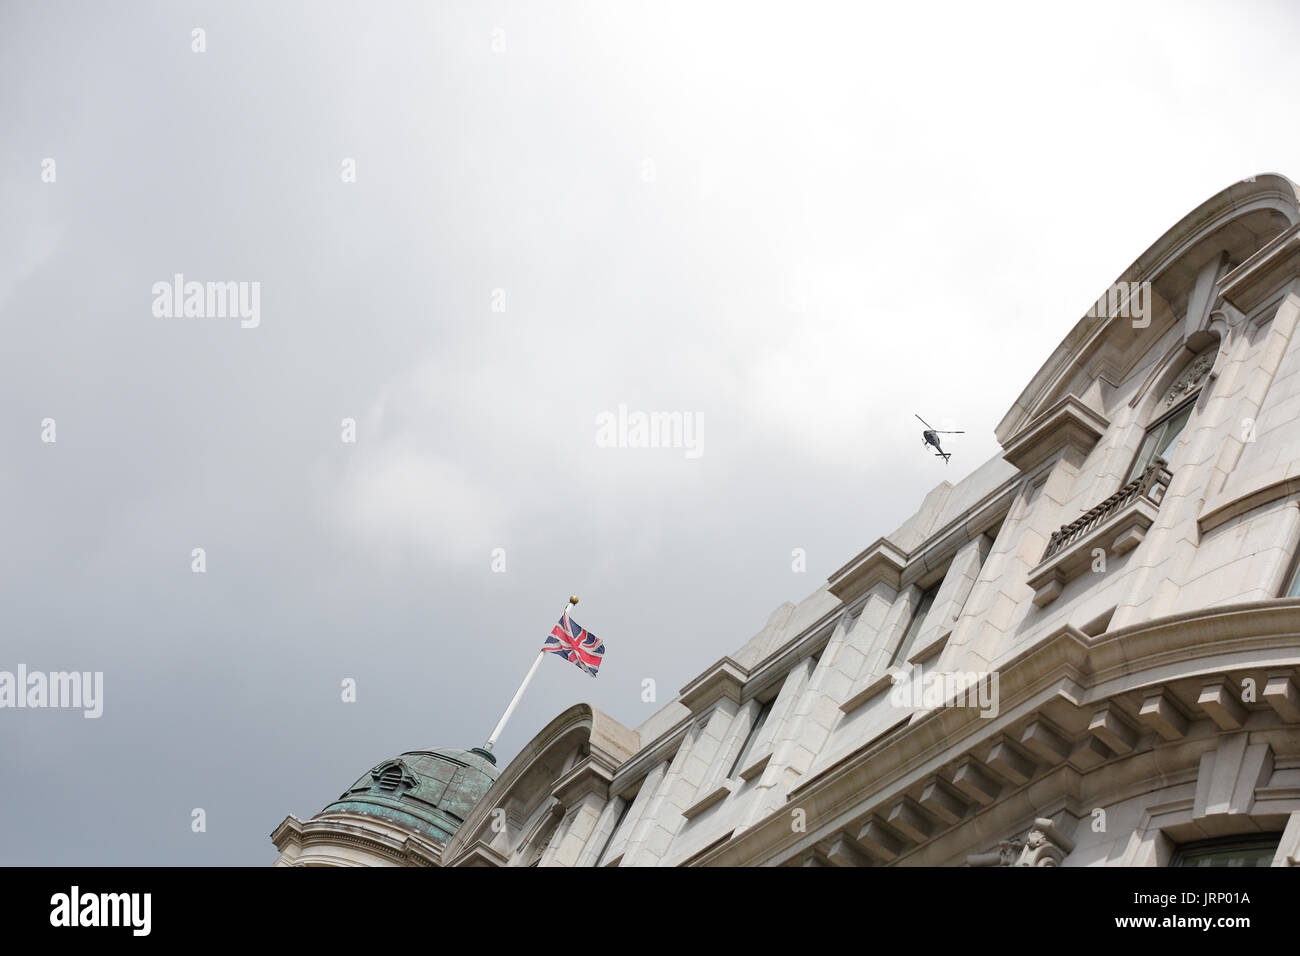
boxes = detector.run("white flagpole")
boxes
[482,595,578,756]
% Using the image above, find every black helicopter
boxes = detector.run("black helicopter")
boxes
[916,414,964,464]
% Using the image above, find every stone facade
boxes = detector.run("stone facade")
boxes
[275,174,1300,867]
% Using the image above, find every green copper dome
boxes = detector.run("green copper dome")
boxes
[322,747,499,845]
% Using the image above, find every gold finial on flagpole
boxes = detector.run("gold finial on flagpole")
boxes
[569,595,579,605]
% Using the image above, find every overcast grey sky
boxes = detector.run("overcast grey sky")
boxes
[2,0,1299,865]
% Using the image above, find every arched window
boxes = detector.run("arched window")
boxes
[1125,347,1216,482]
[1124,395,1196,482]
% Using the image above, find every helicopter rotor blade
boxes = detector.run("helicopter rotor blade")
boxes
[915,414,934,429]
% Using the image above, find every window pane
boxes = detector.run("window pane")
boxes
[596,798,632,866]
[1127,400,1195,483]
[1286,558,1300,597]
[890,587,937,666]
[1154,401,1194,461]
[1171,835,1280,867]
[729,699,773,778]
[1126,428,1161,482]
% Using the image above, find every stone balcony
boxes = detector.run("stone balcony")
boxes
[1027,459,1172,607]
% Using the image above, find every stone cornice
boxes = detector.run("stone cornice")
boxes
[449,841,509,867]
[1080,600,1300,691]
[1199,463,1300,534]
[692,600,1300,867]
[739,480,1017,703]
[270,814,303,850]
[741,612,840,703]
[1000,394,1109,475]
[609,716,695,798]
[1219,222,1300,314]
[271,811,442,866]
[901,481,1020,587]
[552,756,616,807]
[825,478,1017,604]
[678,657,749,713]
[827,538,907,604]
[996,175,1300,446]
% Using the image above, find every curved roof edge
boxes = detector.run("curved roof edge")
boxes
[441,702,638,865]
[996,173,1300,446]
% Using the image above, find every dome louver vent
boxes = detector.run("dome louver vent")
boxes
[368,758,419,794]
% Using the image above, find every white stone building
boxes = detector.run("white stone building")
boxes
[274,174,1300,867]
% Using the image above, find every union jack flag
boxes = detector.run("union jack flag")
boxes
[541,610,605,677]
